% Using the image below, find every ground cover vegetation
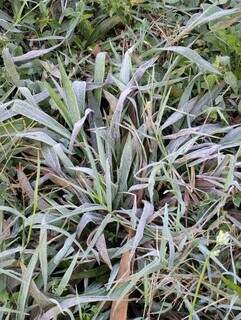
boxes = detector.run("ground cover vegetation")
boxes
[1,0,241,319]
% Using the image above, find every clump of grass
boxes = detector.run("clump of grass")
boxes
[0,1,241,320]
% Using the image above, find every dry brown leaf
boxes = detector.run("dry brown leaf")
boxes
[96,234,112,270]
[92,44,101,57]
[110,229,134,320]
[17,165,49,210]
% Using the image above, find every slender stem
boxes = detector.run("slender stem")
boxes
[189,254,210,320]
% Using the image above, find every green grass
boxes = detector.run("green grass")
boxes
[0,0,241,319]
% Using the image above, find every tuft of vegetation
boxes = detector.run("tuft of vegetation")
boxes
[0,0,241,319]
